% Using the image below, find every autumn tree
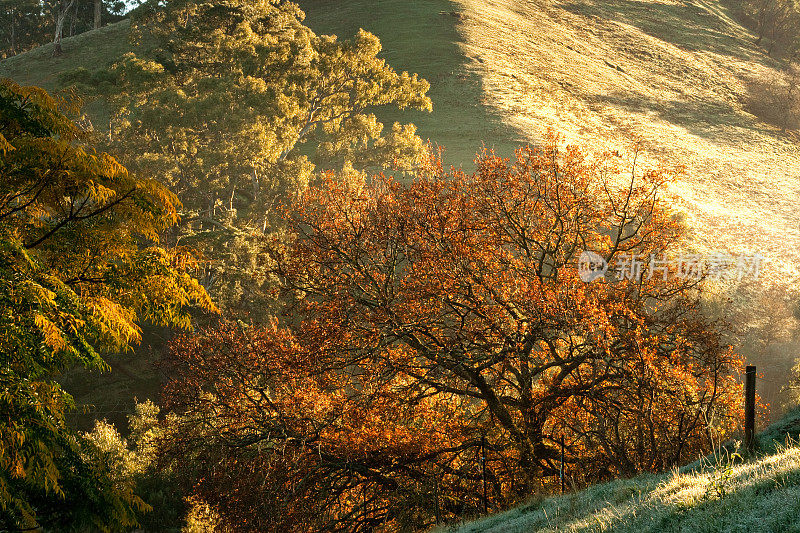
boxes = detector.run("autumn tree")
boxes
[162,138,743,531]
[0,79,214,530]
[101,0,431,316]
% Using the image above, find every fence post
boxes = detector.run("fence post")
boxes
[481,434,488,515]
[745,365,756,454]
[560,435,565,494]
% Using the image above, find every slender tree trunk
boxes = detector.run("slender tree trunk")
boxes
[94,0,101,29]
[68,1,76,37]
[9,7,16,56]
[52,0,75,57]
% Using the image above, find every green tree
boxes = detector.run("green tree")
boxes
[105,0,432,317]
[0,0,46,58]
[0,79,214,530]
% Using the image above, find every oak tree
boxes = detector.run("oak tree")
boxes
[162,137,743,531]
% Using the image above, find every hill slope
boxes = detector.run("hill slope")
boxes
[0,19,133,90]
[445,411,800,533]
[3,0,797,281]
[453,0,800,281]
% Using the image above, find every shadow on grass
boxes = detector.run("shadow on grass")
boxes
[561,0,767,63]
[0,19,134,91]
[590,91,774,143]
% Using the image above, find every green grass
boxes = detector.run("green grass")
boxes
[0,1,524,170]
[0,19,133,91]
[298,0,524,168]
[442,410,800,533]
[0,18,142,134]
[59,325,172,433]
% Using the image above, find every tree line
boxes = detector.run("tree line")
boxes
[0,0,127,58]
[729,0,800,57]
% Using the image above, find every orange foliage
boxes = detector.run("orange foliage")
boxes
[163,136,743,531]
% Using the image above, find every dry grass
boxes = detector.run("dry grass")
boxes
[452,0,800,282]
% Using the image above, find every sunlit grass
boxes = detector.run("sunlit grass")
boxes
[452,0,800,282]
[299,0,526,168]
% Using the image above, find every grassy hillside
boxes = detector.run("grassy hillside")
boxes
[444,410,800,533]
[3,0,798,278]
[0,19,133,90]
[299,0,525,166]
[453,0,800,282]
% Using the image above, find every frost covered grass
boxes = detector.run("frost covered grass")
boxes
[443,410,800,533]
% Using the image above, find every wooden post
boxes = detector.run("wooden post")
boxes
[745,365,756,454]
[480,434,488,515]
[434,475,440,524]
[560,435,565,494]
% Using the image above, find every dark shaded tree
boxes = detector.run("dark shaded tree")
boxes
[0,79,214,530]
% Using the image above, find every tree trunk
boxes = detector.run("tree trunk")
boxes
[68,1,76,37]
[9,7,16,56]
[52,0,75,57]
[94,0,101,29]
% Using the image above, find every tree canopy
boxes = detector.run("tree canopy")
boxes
[162,138,743,531]
[104,0,432,316]
[0,79,213,530]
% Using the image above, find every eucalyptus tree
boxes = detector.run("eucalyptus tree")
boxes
[107,0,432,316]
